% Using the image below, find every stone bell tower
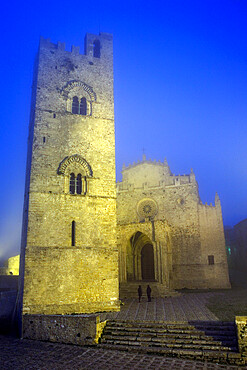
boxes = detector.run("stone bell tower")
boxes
[19,33,119,319]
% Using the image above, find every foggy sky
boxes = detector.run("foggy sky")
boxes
[0,0,246,263]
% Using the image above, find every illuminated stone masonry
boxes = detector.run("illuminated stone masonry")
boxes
[117,155,230,294]
[19,32,119,331]
[19,31,230,343]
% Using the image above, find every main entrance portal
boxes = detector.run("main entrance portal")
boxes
[127,232,155,281]
[141,244,155,280]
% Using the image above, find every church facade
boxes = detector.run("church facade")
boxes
[117,156,230,295]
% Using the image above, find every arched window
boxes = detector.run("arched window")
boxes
[70,173,75,194]
[72,96,79,114]
[93,40,100,58]
[72,221,76,246]
[80,97,87,115]
[76,174,82,194]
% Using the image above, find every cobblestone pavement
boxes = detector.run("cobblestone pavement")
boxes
[101,293,219,322]
[0,335,244,369]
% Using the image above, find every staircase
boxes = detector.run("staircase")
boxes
[120,282,179,299]
[98,320,245,365]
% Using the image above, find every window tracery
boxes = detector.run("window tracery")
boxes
[62,80,96,116]
[71,96,88,115]
[58,155,93,196]
[69,172,84,195]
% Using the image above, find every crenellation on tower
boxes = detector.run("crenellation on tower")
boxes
[71,45,80,55]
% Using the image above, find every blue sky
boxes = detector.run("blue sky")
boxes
[0,0,246,262]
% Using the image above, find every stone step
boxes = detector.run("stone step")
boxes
[107,323,203,330]
[102,334,224,345]
[103,333,237,350]
[97,344,244,365]
[99,319,241,364]
[104,330,217,342]
[105,327,206,335]
[111,319,235,327]
[101,335,233,350]
[190,322,236,332]
[190,320,235,326]
[101,338,232,351]
[107,321,237,340]
[108,321,198,329]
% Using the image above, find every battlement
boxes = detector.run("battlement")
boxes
[39,32,113,57]
[117,175,193,192]
[122,154,168,171]
[120,156,196,190]
[40,36,80,54]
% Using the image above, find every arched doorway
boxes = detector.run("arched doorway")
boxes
[141,244,155,280]
[127,231,156,281]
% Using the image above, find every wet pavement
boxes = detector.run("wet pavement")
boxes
[101,293,219,322]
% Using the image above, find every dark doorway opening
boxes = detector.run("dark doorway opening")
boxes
[141,244,155,280]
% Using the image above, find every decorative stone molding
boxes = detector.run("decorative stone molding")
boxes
[57,155,93,177]
[61,80,97,102]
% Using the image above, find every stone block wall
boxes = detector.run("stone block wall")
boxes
[117,158,230,290]
[22,314,106,345]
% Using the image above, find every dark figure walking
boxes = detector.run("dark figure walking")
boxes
[147,285,151,302]
[138,285,142,302]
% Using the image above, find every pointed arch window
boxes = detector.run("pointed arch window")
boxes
[80,97,87,115]
[93,40,100,58]
[72,96,79,114]
[69,173,75,194]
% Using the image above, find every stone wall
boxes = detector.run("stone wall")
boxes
[236,316,247,357]
[117,158,230,290]
[0,255,20,276]
[22,314,106,345]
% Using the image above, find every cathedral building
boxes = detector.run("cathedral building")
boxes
[117,156,230,296]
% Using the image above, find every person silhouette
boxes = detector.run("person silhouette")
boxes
[147,285,151,302]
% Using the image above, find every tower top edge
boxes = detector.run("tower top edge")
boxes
[39,32,113,56]
[122,157,169,171]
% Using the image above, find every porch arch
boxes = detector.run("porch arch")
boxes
[127,231,155,281]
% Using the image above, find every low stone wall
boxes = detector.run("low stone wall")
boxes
[22,314,106,345]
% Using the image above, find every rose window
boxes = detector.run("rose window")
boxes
[137,198,158,219]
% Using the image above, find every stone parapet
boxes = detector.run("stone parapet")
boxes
[22,314,107,345]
